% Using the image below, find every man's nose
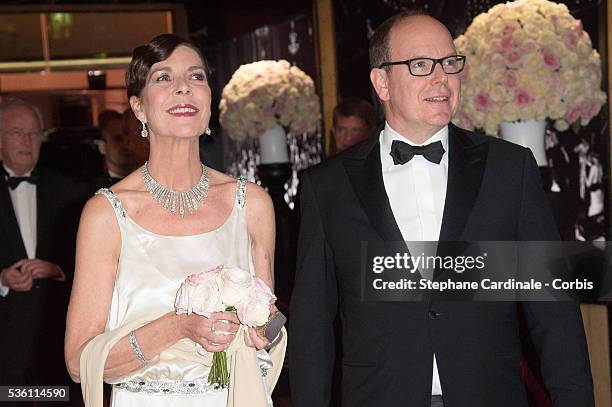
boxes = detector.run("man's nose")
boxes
[430,62,449,83]
[19,133,33,147]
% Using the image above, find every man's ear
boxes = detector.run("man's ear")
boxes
[129,96,146,124]
[370,68,390,102]
[95,140,107,156]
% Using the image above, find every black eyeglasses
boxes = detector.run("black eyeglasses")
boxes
[379,55,466,76]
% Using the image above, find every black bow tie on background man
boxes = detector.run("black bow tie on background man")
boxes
[390,140,445,165]
[1,166,39,190]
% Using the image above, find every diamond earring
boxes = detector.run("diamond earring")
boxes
[141,121,148,138]
[205,127,211,135]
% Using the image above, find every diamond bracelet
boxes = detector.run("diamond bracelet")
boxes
[128,330,148,368]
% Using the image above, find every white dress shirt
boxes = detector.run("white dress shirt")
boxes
[380,122,449,396]
[0,164,37,297]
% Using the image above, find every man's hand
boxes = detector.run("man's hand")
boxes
[1,260,33,291]
[19,259,65,281]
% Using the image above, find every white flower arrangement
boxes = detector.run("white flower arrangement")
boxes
[219,60,321,141]
[453,0,606,136]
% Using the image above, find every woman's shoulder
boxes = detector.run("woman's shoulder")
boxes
[207,168,271,211]
[80,192,122,238]
[99,170,150,214]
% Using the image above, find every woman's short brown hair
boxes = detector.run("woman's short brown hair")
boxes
[126,33,209,99]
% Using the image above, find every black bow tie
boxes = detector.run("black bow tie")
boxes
[390,140,445,165]
[1,166,39,190]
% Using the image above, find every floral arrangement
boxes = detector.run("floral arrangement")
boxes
[219,60,321,141]
[174,265,276,387]
[453,0,606,135]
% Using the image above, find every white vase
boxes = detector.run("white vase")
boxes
[499,119,547,167]
[259,125,289,164]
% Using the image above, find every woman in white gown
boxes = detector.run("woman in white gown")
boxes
[65,34,283,406]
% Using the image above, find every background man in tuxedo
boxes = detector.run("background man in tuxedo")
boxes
[289,11,593,407]
[0,98,85,395]
[92,109,137,190]
[332,98,376,153]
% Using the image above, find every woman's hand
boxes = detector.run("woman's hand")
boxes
[177,311,240,352]
[244,327,271,350]
[244,304,278,350]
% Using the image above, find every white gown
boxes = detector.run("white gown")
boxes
[96,177,254,407]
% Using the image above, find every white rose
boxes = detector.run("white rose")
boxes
[190,279,224,315]
[174,271,223,316]
[219,267,254,307]
[237,291,272,327]
[502,103,520,122]
[554,119,569,131]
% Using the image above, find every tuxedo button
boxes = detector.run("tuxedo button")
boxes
[428,311,441,319]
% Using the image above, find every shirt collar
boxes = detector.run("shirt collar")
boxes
[380,122,449,171]
[107,169,122,179]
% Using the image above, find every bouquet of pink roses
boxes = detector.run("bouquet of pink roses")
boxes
[174,265,276,387]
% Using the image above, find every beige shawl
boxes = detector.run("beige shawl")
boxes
[79,314,287,407]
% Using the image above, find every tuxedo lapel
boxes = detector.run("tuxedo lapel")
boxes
[439,124,488,241]
[343,138,405,244]
[0,174,28,259]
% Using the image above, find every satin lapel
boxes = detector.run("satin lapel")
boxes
[0,174,28,259]
[343,140,405,245]
[438,124,488,242]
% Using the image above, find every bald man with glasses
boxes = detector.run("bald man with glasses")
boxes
[289,11,593,407]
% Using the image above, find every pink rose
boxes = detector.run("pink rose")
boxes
[574,19,583,31]
[275,94,287,111]
[565,104,582,124]
[504,71,518,88]
[543,51,561,71]
[515,88,534,108]
[500,35,513,51]
[564,31,579,47]
[582,100,599,120]
[550,14,558,27]
[505,50,522,67]
[175,266,224,316]
[188,266,222,283]
[502,23,516,37]
[474,91,494,111]
[263,106,274,118]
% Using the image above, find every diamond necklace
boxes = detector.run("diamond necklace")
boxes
[141,161,209,219]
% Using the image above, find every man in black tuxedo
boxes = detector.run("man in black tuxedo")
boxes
[0,98,85,394]
[91,110,136,191]
[331,98,376,154]
[289,12,593,407]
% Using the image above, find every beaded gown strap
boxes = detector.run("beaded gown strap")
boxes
[95,188,127,220]
[236,177,247,209]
